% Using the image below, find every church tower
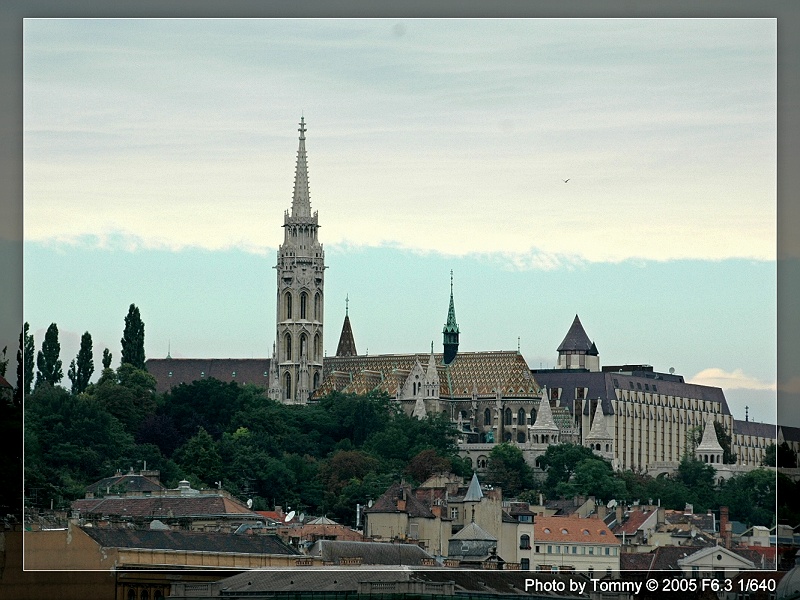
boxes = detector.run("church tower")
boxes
[442,271,460,365]
[275,117,325,404]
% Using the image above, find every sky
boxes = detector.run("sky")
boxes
[21,18,777,424]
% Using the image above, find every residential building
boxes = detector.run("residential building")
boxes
[531,515,620,574]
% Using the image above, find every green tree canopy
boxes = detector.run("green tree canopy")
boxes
[537,443,597,491]
[556,457,625,502]
[35,323,63,388]
[174,427,222,486]
[484,443,534,498]
[121,304,145,369]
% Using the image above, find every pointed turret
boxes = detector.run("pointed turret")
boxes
[695,419,724,465]
[586,400,611,441]
[556,315,600,371]
[268,342,281,401]
[464,472,484,502]
[529,386,560,445]
[291,116,312,218]
[336,295,357,357]
[443,270,460,365]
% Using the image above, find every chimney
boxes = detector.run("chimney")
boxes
[720,506,731,549]
[431,504,443,518]
[615,505,623,523]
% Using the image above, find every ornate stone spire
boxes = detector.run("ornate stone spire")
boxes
[586,400,611,441]
[529,386,560,445]
[442,270,460,365]
[291,116,311,218]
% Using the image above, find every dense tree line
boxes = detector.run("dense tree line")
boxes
[13,305,780,529]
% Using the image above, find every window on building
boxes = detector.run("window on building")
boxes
[484,408,491,426]
[576,387,585,399]
[450,507,459,520]
[285,333,292,361]
[284,372,292,400]
[313,372,320,390]
[521,558,530,570]
[285,292,293,319]
[518,408,526,426]
[520,535,531,549]
[505,408,512,425]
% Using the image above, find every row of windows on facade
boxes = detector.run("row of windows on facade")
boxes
[281,331,322,362]
[283,291,322,321]
[616,392,721,413]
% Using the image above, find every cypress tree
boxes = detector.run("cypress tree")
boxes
[22,323,34,396]
[36,323,63,387]
[67,331,94,394]
[121,304,146,370]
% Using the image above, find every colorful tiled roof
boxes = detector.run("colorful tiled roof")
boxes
[315,351,539,399]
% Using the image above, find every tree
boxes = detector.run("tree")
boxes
[404,448,453,484]
[776,442,798,468]
[121,304,145,369]
[0,345,7,377]
[35,323,63,387]
[537,443,597,491]
[174,427,222,486]
[714,422,737,464]
[67,331,94,395]
[556,458,625,502]
[485,443,534,498]
[102,348,112,370]
[23,323,34,396]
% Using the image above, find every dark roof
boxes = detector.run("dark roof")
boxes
[86,472,165,495]
[781,425,800,443]
[145,358,271,393]
[557,315,593,353]
[733,420,776,438]
[310,540,435,566]
[533,370,732,417]
[81,527,299,556]
[213,568,583,596]
[71,493,261,520]
[0,375,12,389]
[336,314,358,357]
[365,483,434,518]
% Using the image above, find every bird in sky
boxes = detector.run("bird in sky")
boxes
[563,178,570,183]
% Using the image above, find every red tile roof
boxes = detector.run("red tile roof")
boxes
[534,516,619,546]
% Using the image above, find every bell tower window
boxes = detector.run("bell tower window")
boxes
[285,292,293,320]
[300,292,308,319]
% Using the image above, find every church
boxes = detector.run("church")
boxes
[146,119,775,478]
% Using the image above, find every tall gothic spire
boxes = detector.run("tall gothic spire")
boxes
[443,270,460,365]
[336,295,358,357]
[291,117,311,218]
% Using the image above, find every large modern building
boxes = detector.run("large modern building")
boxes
[146,119,775,478]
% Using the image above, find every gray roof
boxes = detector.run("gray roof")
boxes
[557,315,594,353]
[450,521,496,542]
[146,358,271,393]
[734,420,777,438]
[463,473,484,502]
[532,370,732,417]
[81,527,299,556]
[309,540,435,566]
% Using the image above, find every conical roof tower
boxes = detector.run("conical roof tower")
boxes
[336,296,357,357]
[442,271,460,365]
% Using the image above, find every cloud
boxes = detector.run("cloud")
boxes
[688,368,776,391]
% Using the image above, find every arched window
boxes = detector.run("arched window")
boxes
[284,333,292,361]
[504,408,512,426]
[517,431,526,443]
[520,534,531,549]
[285,292,293,320]
[313,371,320,390]
[314,293,321,320]
[504,431,512,442]
[141,590,149,600]
[284,372,292,400]
[300,333,307,358]
[128,590,136,600]
[314,334,320,361]
[518,408,526,426]
[300,292,308,319]
[484,408,491,426]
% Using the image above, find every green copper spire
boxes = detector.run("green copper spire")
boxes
[443,270,460,364]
